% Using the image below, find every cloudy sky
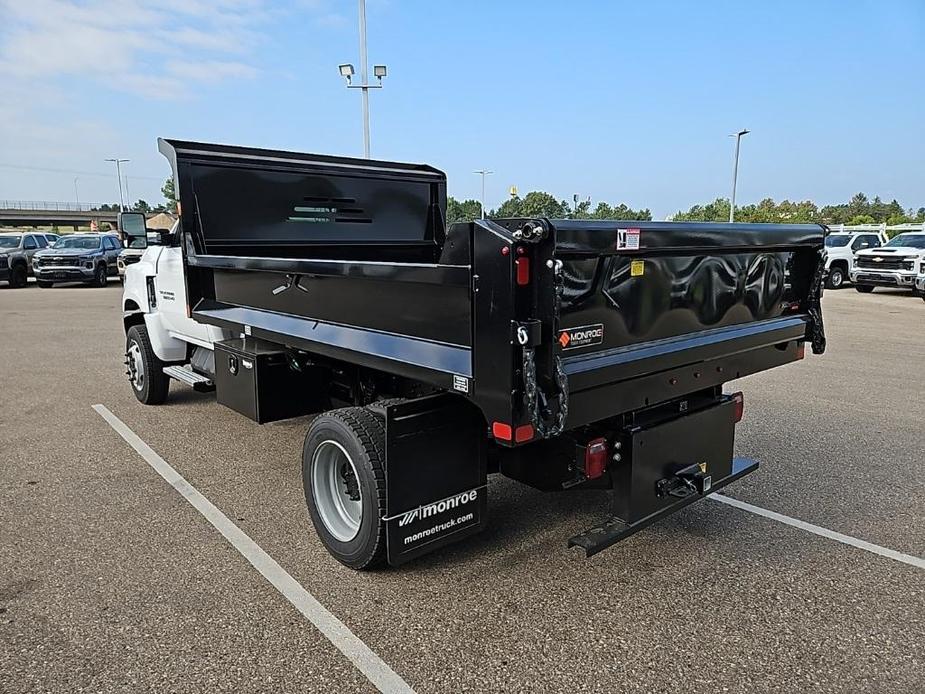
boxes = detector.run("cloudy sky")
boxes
[0,0,923,218]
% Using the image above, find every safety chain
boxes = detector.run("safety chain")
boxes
[806,248,827,355]
[521,259,569,438]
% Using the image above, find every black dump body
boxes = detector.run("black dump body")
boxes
[160,138,826,561]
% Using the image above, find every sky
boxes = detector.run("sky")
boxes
[0,0,923,220]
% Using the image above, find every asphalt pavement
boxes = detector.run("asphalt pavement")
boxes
[1,281,923,693]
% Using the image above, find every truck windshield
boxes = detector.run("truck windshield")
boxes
[0,236,20,249]
[55,236,102,250]
[824,236,852,247]
[884,235,925,249]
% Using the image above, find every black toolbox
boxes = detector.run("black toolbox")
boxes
[214,338,323,423]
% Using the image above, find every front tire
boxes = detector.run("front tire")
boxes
[125,324,170,405]
[9,263,27,288]
[91,263,108,287]
[855,285,875,294]
[825,266,846,289]
[302,408,387,570]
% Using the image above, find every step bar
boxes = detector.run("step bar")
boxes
[163,365,215,392]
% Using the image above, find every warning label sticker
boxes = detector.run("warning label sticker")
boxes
[616,228,641,250]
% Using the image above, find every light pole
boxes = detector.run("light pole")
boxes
[474,170,493,219]
[105,158,129,210]
[728,129,749,223]
[338,0,387,158]
[74,177,80,209]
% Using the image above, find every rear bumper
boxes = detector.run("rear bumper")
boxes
[569,457,759,556]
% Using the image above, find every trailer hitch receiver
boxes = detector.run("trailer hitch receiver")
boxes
[655,462,712,499]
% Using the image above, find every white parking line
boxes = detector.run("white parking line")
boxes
[710,493,925,571]
[92,404,416,694]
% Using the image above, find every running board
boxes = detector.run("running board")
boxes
[568,457,759,557]
[163,365,215,392]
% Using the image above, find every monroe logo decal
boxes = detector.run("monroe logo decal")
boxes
[558,323,604,350]
[396,489,479,527]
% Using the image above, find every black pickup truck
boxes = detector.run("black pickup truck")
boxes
[123,139,826,569]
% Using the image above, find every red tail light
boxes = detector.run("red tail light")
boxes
[514,424,534,443]
[584,437,608,480]
[515,257,530,286]
[731,391,744,423]
[492,421,513,441]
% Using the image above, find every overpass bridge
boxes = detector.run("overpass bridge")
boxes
[0,201,159,228]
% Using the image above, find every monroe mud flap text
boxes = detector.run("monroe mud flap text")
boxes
[376,394,487,567]
[568,399,759,557]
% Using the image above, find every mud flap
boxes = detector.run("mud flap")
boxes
[376,394,487,567]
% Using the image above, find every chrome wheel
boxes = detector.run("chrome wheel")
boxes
[127,341,145,392]
[311,440,363,542]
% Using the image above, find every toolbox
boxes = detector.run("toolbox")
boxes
[214,337,322,423]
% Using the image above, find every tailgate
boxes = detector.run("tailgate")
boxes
[550,220,826,426]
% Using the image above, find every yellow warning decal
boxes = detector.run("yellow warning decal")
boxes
[630,259,645,277]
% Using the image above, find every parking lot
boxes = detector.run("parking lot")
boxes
[1,284,922,693]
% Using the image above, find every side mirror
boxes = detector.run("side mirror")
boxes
[119,212,148,249]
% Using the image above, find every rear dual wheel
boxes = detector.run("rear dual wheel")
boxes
[302,408,388,570]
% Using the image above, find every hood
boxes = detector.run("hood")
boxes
[36,247,100,257]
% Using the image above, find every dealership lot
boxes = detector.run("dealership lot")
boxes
[1,285,922,693]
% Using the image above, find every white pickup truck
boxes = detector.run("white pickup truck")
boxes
[823,230,887,289]
[851,232,925,294]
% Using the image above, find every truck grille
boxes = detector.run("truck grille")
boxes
[42,257,79,267]
[122,255,141,266]
[0,256,7,269]
[856,256,912,271]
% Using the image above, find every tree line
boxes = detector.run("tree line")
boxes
[448,190,923,230]
[447,191,651,225]
[672,193,925,227]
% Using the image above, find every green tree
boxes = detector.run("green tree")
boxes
[446,197,482,225]
[161,177,178,213]
[847,214,876,226]
[134,199,152,213]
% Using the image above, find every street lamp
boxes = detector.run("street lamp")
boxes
[728,129,749,223]
[474,170,494,219]
[338,0,387,158]
[105,158,129,210]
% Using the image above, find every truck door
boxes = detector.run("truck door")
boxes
[156,245,216,346]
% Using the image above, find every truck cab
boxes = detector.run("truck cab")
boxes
[851,231,925,293]
[823,230,887,289]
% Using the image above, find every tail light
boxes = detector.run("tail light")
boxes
[731,391,744,423]
[584,438,609,480]
[492,421,513,441]
[514,424,534,443]
[796,342,805,360]
[515,257,530,286]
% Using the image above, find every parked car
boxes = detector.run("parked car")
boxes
[823,230,887,289]
[33,233,122,287]
[850,232,925,293]
[0,231,50,287]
